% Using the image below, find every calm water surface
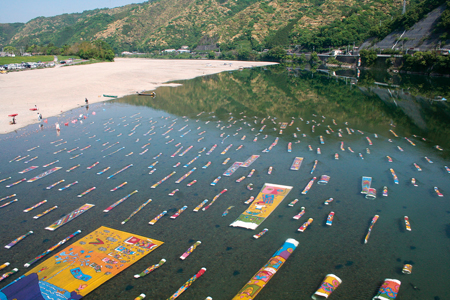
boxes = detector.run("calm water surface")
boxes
[0,66,449,300]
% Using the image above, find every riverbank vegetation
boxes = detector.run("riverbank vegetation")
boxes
[360,49,450,74]
[4,40,114,62]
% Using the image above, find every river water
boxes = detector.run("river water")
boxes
[0,65,449,300]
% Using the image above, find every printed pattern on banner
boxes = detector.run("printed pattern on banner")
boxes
[230,183,292,230]
[0,226,163,300]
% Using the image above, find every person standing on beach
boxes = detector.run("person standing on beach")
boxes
[85,98,89,105]
[38,113,42,121]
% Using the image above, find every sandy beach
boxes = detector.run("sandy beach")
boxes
[0,58,276,134]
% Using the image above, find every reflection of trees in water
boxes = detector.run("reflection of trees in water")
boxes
[115,66,450,152]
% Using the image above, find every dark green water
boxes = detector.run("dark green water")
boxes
[0,65,449,300]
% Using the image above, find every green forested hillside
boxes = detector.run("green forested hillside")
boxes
[0,0,445,53]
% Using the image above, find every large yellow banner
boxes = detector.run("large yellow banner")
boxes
[0,226,163,300]
[230,183,292,230]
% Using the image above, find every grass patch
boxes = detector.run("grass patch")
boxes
[57,55,80,61]
[0,55,55,65]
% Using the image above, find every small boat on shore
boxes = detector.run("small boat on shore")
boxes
[103,94,118,98]
[137,91,156,97]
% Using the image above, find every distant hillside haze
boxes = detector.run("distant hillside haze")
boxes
[1,0,449,53]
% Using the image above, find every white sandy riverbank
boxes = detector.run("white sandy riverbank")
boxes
[0,58,277,134]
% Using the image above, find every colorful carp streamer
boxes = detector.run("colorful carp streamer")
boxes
[206,144,217,155]
[18,166,38,174]
[184,155,200,167]
[221,144,233,154]
[24,230,82,267]
[175,168,196,184]
[241,155,260,167]
[97,167,110,175]
[293,207,306,220]
[6,178,26,188]
[187,180,197,187]
[364,215,379,244]
[168,268,206,300]
[171,206,188,219]
[45,204,94,231]
[434,187,443,197]
[298,218,313,232]
[253,228,268,239]
[104,190,138,212]
[373,278,401,300]
[33,205,58,219]
[70,153,83,160]
[180,241,201,260]
[87,161,99,169]
[0,194,16,202]
[318,175,330,185]
[290,157,303,170]
[324,198,334,205]
[301,177,317,194]
[326,212,335,226]
[223,162,243,176]
[244,196,255,205]
[236,176,246,183]
[390,168,399,184]
[151,171,176,188]
[179,145,193,156]
[288,199,298,207]
[168,189,179,196]
[311,274,342,300]
[171,146,183,157]
[111,181,127,191]
[46,179,65,190]
[103,146,125,158]
[4,231,33,249]
[58,181,78,191]
[107,164,133,179]
[53,148,66,154]
[0,262,10,271]
[202,189,227,211]
[222,206,234,217]
[361,176,372,194]
[122,199,152,224]
[27,145,40,152]
[193,200,208,212]
[404,216,412,231]
[23,200,47,212]
[232,238,298,300]
[66,164,80,173]
[77,187,96,197]
[0,268,19,282]
[16,155,30,162]
[210,176,221,186]
[134,258,166,278]
[0,199,18,208]
[0,177,12,183]
[310,160,318,174]
[149,211,167,225]
[24,156,38,163]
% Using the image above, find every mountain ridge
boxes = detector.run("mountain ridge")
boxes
[1,0,448,53]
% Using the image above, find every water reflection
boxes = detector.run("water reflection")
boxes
[116,66,450,156]
[1,66,450,300]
